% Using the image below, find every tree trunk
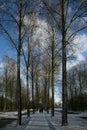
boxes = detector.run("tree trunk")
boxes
[4,71,7,112]
[61,0,68,126]
[17,0,22,125]
[26,67,30,117]
[35,73,39,111]
[44,78,47,111]
[31,60,35,114]
[51,32,54,117]
[47,67,50,114]
[17,51,21,125]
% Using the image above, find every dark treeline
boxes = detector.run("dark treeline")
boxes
[0,55,26,111]
[0,55,52,112]
[67,61,87,111]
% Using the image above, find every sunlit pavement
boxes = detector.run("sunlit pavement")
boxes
[25,112,50,130]
[0,110,87,130]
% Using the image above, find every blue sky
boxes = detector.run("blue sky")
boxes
[0,0,87,69]
[0,0,87,103]
[0,16,87,77]
[67,33,87,70]
[0,18,87,102]
[0,35,17,63]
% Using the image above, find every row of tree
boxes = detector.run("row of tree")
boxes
[0,55,29,111]
[0,0,87,126]
[67,61,87,111]
[0,55,53,112]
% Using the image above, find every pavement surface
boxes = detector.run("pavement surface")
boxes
[0,110,87,130]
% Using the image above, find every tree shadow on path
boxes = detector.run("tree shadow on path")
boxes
[46,118,57,130]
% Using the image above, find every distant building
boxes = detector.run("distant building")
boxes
[55,102,62,108]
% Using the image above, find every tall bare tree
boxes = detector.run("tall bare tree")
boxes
[0,0,30,125]
[22,11,37,117]
[41,0,87,125]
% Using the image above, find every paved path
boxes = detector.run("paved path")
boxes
[0,111,87,130]
[25,112,50,130]
[25,111,87,130]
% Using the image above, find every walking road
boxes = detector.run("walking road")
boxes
[26,112,50,130]
[25,111,64,130]
[0,111,87,130]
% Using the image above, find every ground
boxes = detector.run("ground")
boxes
[0,110,87,130]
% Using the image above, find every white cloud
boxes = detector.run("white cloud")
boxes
[36,19,48,39]
[0,62,4,69]
[75,34,87,53]
[75,49,85,61]
[24,13,87,71]
[68,6,72,15]
[67,33,87,69]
